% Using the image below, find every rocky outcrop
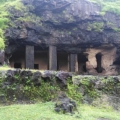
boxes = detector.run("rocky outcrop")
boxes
[0,69,72,101]
[1,69,71,87]
[2,0,120,75]
[1,69,120,110]
[55,93,77,114]
[5,0,120,50]
[73,75,120,110]
[85,45,118,75]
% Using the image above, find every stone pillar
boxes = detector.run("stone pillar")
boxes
[26,45,34,69]
[49,45,57,70]
[69,54,78,72]
[0,50,4,65]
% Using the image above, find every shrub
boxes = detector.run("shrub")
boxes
[0,37,5,50]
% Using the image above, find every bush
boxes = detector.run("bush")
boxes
[0,37,5,50]
[90,0,120,16]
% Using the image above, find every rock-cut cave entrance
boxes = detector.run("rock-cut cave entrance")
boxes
[9,47,25,69]
[78,53,88,73]
[14,63,22,69]
[95,53,103,73]
[57,52,68,71]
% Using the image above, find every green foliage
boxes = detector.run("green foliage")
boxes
[0,37,5,50]
[7,0,26,12]
[66,81,83,102]
[89,0,120,16]
[23,80,61,101]
[100,77,120,94]
[17,14,41,23]
[0,17,9,29]
[0,0,31,50]
[0,73,61,102]
[0,0,15,5]
[87,22,104,32]
[80,78,99,98]
[65,77,83,102]
[0,0,22,50]
[112,27,120,32]
[0,73,5,95]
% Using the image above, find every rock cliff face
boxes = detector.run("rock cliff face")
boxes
[5,0,120,49]
[3,0,120,75]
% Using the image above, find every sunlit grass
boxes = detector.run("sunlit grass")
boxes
[0,102,119,120]
[0,66,46,74]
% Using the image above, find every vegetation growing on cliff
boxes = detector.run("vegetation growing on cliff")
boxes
[0,0,120,50]
[89,0,120,15]
[0,0,43,50]
[0,0,21,50]
[87,22,104,32]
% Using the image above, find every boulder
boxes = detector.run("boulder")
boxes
[20,70,33,84]
[56,71,72,88]
[54,93,77,114]
[31,71,42,85]
[42,70,55,81]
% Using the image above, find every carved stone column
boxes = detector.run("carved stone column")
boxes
[26,45,34,69]
[0,50,4,65]
[69,54,78,72]
[49,45,57,70]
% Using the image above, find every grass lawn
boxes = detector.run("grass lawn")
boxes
[0,102,120,120]
[0,66,45,73]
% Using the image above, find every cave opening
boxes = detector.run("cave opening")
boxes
[95,53,103,73]
[78,53,88,73]
[34,51,49,70]
[9,46,25,68]
[14,63,22,69]
[57,52,68,71]
[34,64,39,69]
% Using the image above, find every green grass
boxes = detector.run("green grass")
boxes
[0,102,119,120]
[0,66,45,73]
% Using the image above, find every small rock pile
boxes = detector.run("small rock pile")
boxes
[54,93,78,114]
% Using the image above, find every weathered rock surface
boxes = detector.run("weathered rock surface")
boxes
[55,93,77,114]
[56,71,72,88]
[0,50,4,65]
[1,69,71,87]
[85,45,118,75]
[5,0,120,50]
[0,69,120,109]
[3,0,120,75]
[73,75,120,110]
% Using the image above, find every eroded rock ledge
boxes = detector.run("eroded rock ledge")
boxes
[5,0,120,48]
[0,69,120,110]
